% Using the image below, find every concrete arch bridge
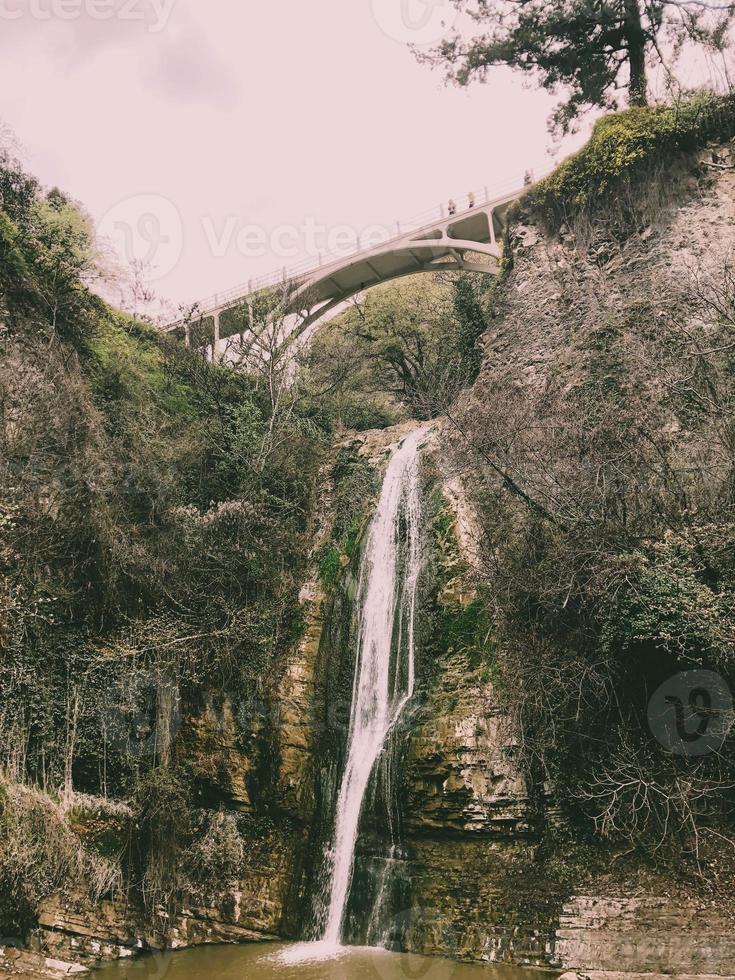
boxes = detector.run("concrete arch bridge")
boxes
[165,185,523,353]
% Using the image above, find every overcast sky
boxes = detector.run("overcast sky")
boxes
[0,0,718,315]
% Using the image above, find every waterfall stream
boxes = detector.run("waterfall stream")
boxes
[319,426,426,948]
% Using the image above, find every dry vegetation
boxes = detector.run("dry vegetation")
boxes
[444,98,735,887]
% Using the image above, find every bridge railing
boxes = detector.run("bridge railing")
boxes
[166,170,547,329]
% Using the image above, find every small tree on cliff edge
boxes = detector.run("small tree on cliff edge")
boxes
[419,0,734,132]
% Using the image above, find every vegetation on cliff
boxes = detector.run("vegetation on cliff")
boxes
[448,93,735,887]
[0,142,326,934]
[529,90,735,220]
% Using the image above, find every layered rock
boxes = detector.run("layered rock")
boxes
[555,896,735,977]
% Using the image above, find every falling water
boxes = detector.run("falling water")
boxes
[320,426,426,947]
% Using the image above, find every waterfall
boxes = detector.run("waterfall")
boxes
[320,426,425,947]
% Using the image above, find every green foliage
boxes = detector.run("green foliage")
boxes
[599,527,735,669]
[337,399,396,432]
[86,314,196,422]
[344,517,361,558]
[439,598,496,672]
[0,145,39,219]
[0,211,30,302]
[423,2,734,133]
[429,496,470,591]
[530,92,735,219]
[317,449,379,592]
[319,546,342,589]
[308,274,482,421]
[453,274,488,379]
[427,497,498,675]
[0,155,102,345]
[331,450,378,543]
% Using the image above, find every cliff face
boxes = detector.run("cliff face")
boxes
[487,152,735,388]
[398,146,735,970]
[324,144,735,970]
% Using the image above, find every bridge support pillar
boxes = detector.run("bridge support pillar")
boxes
[212,311,221,361]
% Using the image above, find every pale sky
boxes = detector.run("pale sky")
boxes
[0,0,719,317]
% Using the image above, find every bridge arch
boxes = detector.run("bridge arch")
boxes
[167,190,518,349]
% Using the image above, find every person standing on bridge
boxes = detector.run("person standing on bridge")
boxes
[468,191,475,208]
[448,198,457,216]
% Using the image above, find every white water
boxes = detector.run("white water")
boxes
[320,427,426,947]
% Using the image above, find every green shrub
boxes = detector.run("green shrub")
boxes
[338,400,396,432]
[319,546,342,589]
[86,314,196,423]
[529,92,735,220]
[599,527,735,669]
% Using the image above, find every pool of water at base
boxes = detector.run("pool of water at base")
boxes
[96,942,558,980]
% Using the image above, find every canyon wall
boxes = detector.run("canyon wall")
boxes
[5,145,735,980]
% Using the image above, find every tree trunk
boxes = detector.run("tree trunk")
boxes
[624,0,648,106]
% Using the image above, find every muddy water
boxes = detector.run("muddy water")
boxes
[97,943,553,980]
